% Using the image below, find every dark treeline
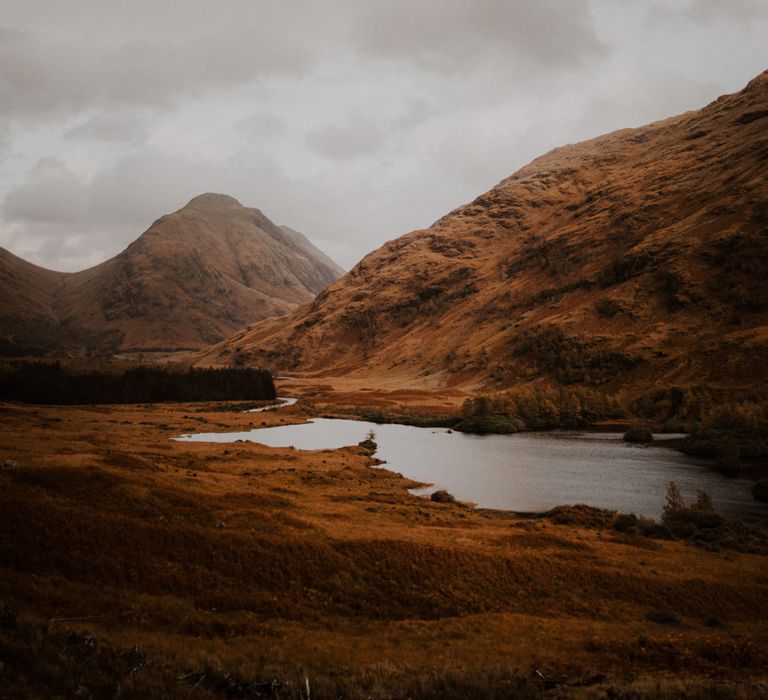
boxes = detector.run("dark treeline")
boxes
[0,363,276,404]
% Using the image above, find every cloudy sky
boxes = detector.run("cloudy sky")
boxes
[1,1,766,272]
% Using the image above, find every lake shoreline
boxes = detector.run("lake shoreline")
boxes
[177,409,767,521]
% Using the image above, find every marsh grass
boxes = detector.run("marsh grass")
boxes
[1,401,767,697]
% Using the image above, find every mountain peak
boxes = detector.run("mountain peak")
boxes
[0,195,344,356]
[184,193,243,210]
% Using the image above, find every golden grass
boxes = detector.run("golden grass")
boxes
[1,398,767,697]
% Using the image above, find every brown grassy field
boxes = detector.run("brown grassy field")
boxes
[1,389,767,698]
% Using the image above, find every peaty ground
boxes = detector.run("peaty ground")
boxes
[0,386,767,699]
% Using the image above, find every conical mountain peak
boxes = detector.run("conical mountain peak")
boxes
[0,196,343,356]
[183,192,244,210]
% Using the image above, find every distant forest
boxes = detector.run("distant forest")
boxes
[0,363,276,404]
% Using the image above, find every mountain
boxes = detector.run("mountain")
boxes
[0,194,344,356]
[0,248,64,356]
[200,72,768,396]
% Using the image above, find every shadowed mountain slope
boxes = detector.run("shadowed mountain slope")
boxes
[201,72,768,396]
[0,194,343,355]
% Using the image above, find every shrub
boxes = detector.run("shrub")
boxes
[623,426,653,443]
[661,482,687,524]
[358,438,377,454]
[430,490,456,504]
[659,418,685,433]
[358,430,377,454]
[715,451,742,476]
[690,528,722,544]
[641,523,674,540]
[667,520,698,539]
[594,297,623,318]
[753,479,768,502]
[612,513,638,533]
[0,603,16,629]
[662,484,720,531]
[681,401,768,459]
[453,415,524,435]
[545,505,616,528]
[647,610,681,625]
[679,435,725,457]
[692,512,725,530]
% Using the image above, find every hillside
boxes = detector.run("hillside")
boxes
[201,72,768,397]
[0,194,343,355]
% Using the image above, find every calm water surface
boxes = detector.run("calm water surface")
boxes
[176,417,766,520]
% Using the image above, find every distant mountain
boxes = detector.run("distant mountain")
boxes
[201,71,768,396]
[0,193,344,356]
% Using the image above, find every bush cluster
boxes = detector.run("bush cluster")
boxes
[610,482,767,553]
[459,386,623,430]
[680,401,768,462]
[623,426,653,443]
[453,415,524,435]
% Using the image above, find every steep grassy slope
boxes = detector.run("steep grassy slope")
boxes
[203,72,768,397]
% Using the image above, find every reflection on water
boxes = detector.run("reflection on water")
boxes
[176,418,766,519]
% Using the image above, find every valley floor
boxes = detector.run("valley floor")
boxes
[1,386,767,698]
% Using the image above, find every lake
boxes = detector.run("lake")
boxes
[176,415,766,520]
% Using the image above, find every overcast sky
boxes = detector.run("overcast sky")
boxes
[1,1,766,272]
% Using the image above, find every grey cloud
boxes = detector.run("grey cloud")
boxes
[4,159,89,224]
[1,221,130,272]
[236,113,287,140]
[389,97,438,130]
[0,23,311,123]
[306,118,385,160]
[351,0,606,71]
[0,123,9,160]
[65,114,148,144]
[674,0,768,24]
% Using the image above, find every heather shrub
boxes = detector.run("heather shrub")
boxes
[453,415,524,434]
[612,513,638,533]
[647,610,681,625]
[623,426,653,443]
